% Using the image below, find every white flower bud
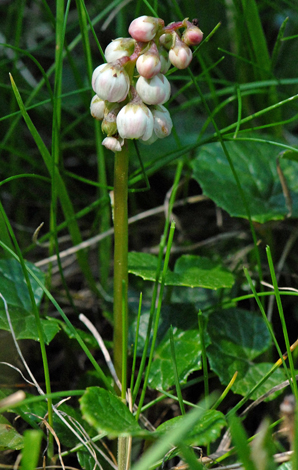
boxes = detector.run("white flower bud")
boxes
[90,95,105,120]
[104,38,135,62]
[102,136,124,152]
[169,33,192,69]
[92,63,130,103]
[116,101,153,141]
[151,105,173,138]
[136,43,161,79]
[128,16,164,42]
[136,73,171,105]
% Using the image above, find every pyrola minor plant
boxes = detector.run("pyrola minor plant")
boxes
[90,16,203,152]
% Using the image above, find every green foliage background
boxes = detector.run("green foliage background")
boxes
[0,0,298,468]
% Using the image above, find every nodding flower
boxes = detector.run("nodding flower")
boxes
[90,15,203,149]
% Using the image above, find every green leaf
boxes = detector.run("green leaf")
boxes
[232,363,286,400]
[52,402,96,448]
[0,258,59,343]
[128,252,234,290]
[129,303,209,390]
[0,415,23,451]
[207,308,272,395]
[280,149,298,163]
[192,140,298,223]
[80,387,143,437]
[156,410,226,446]
[148,326,205,390]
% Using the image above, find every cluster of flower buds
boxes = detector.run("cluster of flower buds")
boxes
[90,15,203,152]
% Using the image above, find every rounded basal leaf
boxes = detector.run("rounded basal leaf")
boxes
[206,308,275,397]
[80,387,143,437]
[0,416,23,451]
[156,410,226,446]
[232,363,287,400]
[192,140,298,223]
[148,327,204,390]
[128,252,234,290]
[0,259,59,343]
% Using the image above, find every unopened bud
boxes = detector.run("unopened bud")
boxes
[136,73,171,105]
[182,25,203,46]
[151,105,173,138]
[102,136,124,152]
[105,38,136,62]
[159,33,175,50]
[129,16,164,42]
[90,95,105,120]
[169,33,192,69]
[92,62,130,103]
[116,99,153,141]
[136,42,161,79]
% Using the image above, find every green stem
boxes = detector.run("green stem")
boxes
[113,145,129,388]
[113,145,129,470]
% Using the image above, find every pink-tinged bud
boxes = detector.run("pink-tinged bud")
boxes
[151,105,173,138]
[128,16,164,42]
[104,37,136,62]
[182,26,203,46]
[136,42,161,79]
[102,136,124,152]
[158,46,171,74]
[116,100,153,141]
[92,62,130,103]
[90,95,105,120]
[136,73,171,105]
[168,33,192,69]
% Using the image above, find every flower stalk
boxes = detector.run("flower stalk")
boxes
[113,144,129,387]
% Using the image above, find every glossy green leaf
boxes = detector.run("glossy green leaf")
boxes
[207,308,274,397]
[130,303,209,390]
[0,415,23,451]
[0,258,59,343]
[192,140,298,223]
[128,252,234,289]
[232,363,286,400]
[148,327,205,390]
[80,387,143,437]
[156,409,226,446]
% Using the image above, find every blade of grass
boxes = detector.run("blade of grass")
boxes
[132,394,215,470]
[135,220,176,420]
[198,310,209,401]
[212,371,238,410]
[244,267,293,387]
[228,412,257,470]
[130,293,143,393]
[169,325,185,415]
[132,160,184,404]
[266,245,298,400]
[9,73,99,295]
